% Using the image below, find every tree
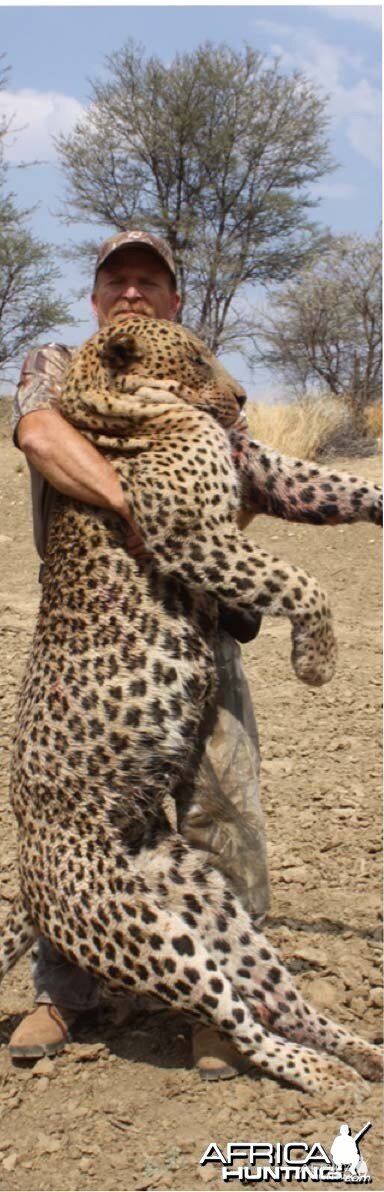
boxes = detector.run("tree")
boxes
[56,40,334,358]
[258,232,382,428]
[0,63,72,379]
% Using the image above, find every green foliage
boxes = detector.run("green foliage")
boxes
[258,232,382,425]
[57,40,334,357]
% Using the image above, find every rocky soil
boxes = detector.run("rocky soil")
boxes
[0,401,382,1191]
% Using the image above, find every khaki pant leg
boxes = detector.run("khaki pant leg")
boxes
[177,632,270,921]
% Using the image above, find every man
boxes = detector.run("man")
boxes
[10,229,269,1078]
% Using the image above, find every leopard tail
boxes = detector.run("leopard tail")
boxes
[0,894,35,980]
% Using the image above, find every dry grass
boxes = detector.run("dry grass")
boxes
[246,395,348,459]
[364,403,382,441]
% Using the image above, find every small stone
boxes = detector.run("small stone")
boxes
[36,1076,50,1092]
[109,1152,128,1170]
[66,1041,107,1062]
[351,996,366,1017]
[32,1057,56,1078]
[293,946,328,967]
[260,1099,280,1118]
[2,1094,20,1110]
[3,1153,18,1172]
[79,1157,92,1173]
[301,976,338,1010]
[280,865,310,884]
[36,1132,61,1154]
[369,987,383,1008]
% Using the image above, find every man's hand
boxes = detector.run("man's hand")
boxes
[121,507,151,561]
[124,528,151,559]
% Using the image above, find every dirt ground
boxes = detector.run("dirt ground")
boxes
[0,400,382,1192]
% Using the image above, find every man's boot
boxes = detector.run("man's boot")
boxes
[192,1023,252,1080]
[8,1004,77,1059]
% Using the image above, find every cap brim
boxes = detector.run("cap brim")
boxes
[95,239,176,281]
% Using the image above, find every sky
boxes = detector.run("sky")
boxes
[0,3,381,397]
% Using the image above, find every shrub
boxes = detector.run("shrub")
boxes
[246,395,348,459]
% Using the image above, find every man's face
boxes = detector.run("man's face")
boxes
[91,246,180,327]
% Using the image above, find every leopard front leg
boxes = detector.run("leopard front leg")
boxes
[208,531,336,688]
[124,476,335,686]
[233,435,383,526]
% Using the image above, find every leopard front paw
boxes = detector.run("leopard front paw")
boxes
[291,619,337,686]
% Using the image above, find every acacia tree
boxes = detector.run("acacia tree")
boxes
[56,40,334,358]
[0,64,72,378]
[258,233,382,427]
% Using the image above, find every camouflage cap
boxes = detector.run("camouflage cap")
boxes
[94,229,177,283]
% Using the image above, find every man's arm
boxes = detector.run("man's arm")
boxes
[14,343,145,549]
[17,407,132,522]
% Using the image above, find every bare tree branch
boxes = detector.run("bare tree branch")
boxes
[55,40,335,358]
[257,232,382,424]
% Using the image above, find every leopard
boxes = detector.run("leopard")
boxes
[2,314,382,1095]
[38,313,382,689]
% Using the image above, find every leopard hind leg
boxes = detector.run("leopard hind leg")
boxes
[192,883,382,1083]
[27,833,366,1094]
[92,889,359,1094]
[142,839,382,1084]
[59,838,363,1094]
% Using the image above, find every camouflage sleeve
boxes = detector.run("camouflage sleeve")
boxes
[12,343,73,444]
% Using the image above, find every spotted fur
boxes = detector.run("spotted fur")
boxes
[2,315,382,1094]
[56,315,340,688]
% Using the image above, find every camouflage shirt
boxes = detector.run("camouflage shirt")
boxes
[13,343,74,559]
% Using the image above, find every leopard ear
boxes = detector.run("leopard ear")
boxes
[98,342,132,368]
[97,324,142,368]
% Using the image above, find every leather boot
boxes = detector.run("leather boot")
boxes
[9,1004,77,1059]
[192,1023,252,1080]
